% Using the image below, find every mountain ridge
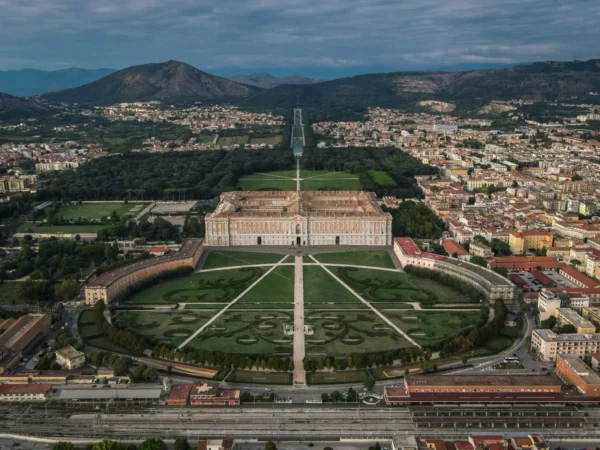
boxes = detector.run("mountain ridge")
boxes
[231,73,324,89]
[42,60,258,105]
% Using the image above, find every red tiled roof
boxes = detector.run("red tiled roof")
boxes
[0,383,52,395]
[560,266,600,288]
[442,240,469,256]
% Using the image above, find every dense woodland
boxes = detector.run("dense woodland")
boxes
[38,146,436,201]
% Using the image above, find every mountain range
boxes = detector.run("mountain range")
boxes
[230,72,324,89]
[42,60,257,105]
[0,68,115,97]
[0,92,50,117]
[2,59,599,113]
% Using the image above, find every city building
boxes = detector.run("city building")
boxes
[0,383,52,402]
[554,308,596,333]
[531,329,600,360]
[85,239,204,305]
[189,383,240,406]
[0,314,51,374]
[206,191,392,247]
[469,241,494,258]
[556,354,600,397]
[538,289,570,320]
[441,239,470,261]
[582,307,600,324]
[394,238,515,301]
[0,173,37,193]
[57,387,163,404]
[384,375,561,405]
[509,231,553,254]
[167,384,193,406]
[197,439,234,450]
[55,346,86,370]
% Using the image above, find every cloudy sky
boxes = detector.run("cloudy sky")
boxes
[0,0,599,77]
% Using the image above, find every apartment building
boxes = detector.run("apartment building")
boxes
[531,329,600,361]
[509,230,553,254]
[554,308,596,334]
[556,354,600,396]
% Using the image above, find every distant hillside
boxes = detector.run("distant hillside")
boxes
[42,60,259,105]
[242,59,600,112]
[0,92,49,118]
[231,72,324,89]
[0,68,115,97]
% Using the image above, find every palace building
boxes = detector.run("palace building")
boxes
[205,191,392,247]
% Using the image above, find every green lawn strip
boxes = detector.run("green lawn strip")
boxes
[113,310,210,346]
[304,304,370,311]
[184,304,227,310]
[202,251,285,269]
[305,311,411,357]
[124,267,264,304]
[303,265,364,307]
[59,202,142,220]
[313,251,395,269]
[228,370,292,385]
[187,311,293,355]
[0,282,21,304]
[483,336,515,353]
[236,266,295,305]
[307,370,368,385]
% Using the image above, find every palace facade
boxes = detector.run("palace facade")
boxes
[205,191,392,247]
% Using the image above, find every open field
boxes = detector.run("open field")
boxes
[307,370,368,385]
[187,310,293,355]
[217,135,249,146]
[368,170,397,187]
[238,177,296,191]
[17,223,106,234]
[292,126,304,138]
[312,251,395,269]
[124,267,265,304]
[58,202,143,220]
[305,311,412,356]
[202,251,286,269]
[301,172,361,191]
[78,310,102,340]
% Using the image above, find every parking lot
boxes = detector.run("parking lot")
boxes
[508,270,577,291]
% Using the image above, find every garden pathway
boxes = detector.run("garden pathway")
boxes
[176,255,289,350]
[308,255,421,348]
[293,255,306,385]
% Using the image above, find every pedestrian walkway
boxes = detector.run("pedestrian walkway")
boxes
[177,255,289,350]
[293,255,306,385]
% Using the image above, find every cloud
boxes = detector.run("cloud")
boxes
[0,0,598,74]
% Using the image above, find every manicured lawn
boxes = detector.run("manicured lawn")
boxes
[114,310,209,347]
[228,370,292,385]
[368,170,397,187]
[483,336,515,353]
[305,311,412,356]
[58,202,143,220]
[78,310,102,339]
[303,265,365,309]
[124,267,265,304]
[333,267,475,305]
[217,135,250,146]
[0,282,21,305]
[301,171,361,191]
[293,126,304,138]
[307,370,368,385]
[236,266,295,305]
[202,251,285,269]
[17,223,106,234]
[188,311,293,355]
[238,169,361,191]
[387,310,480,346]
[238,177,296,191]
[312,251,395,269]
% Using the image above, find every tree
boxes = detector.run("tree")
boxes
[346,387,357,402]
[52,443,75,450]
[54,279,79,302]
[174,438,191,450]
[557,324,576,334]
[93,439,120,450]
[572,174,583,181]
[540,315,557,330]
[139,438,167,450]
[363,376,375,391]
[570,259,582,266]
[462,356,469,366]
[265,441,278,450]
[470,255,487,267]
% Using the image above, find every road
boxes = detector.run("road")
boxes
[293,255,306,385]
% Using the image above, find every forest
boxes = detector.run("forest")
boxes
[38,146,436,201]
